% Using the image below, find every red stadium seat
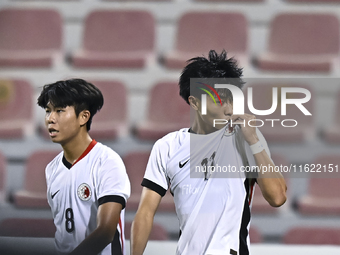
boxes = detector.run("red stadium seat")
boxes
[194,0,263,2]
[296,155,340,215]
[125,221,169,240]
[71,10,155,69]
[135,81,191,141]
[0,152,6,203]
[0,218,55,238]
[89,80,128,140]
[123,151,149,211]
[163,11,248,69]
[287,0,340,2]
[249,227,263,243]
[103,0,170,1]
[324,89,340,143]
[255,13,340,72]
[123,151,175,212]
[283,227,340,245]
[244,82,315,143]
[251,153,290,214]
[0,79,34,139]
[0,8,63,68]
[13,150,60,208]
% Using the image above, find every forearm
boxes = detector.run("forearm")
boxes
[69,227,114,255]
[254,149,287,207]
[131,211,154,255]
[131,187,161,255]
[235,115,287,207]
[69,202,122,255]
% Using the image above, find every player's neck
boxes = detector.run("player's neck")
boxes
[191,117,218,135]
[61,131,93,165]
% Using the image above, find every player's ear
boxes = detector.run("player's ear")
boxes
[188,96,200,111]
[79,110,91,126]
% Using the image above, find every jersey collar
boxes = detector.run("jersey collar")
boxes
[62,139,97,169]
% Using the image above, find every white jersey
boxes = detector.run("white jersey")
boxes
[142,126,271,255]
[46,140,131,255]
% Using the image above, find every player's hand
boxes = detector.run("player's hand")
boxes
[231,113,259,145]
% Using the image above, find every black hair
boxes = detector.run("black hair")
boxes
[179,50,245,104]
[37,79,103,131]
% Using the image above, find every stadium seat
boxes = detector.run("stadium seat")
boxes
[13,150,60,208]
[0,218,55,238]
[255,13,340,72]
[0,151,6,203]
[323,89,340,143]
[71,10,155,68]
[244,82,315,143]
[125,221,169,240]
[296,155,340,215]
[123,151,175,212]
[135,81,191,141]
[287,0,340,2]
[0,8,63,68]
[249,227,262,243]
[283,227,340,245]
[89,80,128,139]
[194,0,263,2]
[124,151,149,211]
[0,79,34,139]
[163,11,248,69]
[251,153,290,214]
[103,0,170,1]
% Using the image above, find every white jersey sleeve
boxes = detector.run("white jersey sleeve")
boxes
[95,149,131,208]
[142,138,169,197]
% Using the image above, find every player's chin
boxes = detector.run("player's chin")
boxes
[50,139,60,144]
[49,136,61,144]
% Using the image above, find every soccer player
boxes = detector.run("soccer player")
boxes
[37,79,130,255]
[131,50,287,255]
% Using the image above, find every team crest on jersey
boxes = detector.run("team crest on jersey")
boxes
[77,183,92,201]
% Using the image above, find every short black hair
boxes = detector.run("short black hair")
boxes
[37,79,103,131]
[179,50,245,104]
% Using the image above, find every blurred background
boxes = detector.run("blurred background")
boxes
[1,0,340,253]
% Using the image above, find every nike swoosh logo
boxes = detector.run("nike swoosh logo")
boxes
[51,190,60,199]
[179,159,190,168]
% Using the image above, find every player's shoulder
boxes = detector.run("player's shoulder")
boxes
[90,142,127,177]
[91,142,125,170]
[46,151,63,168]
[45,151,63,175]
[154,128,189,151]
[92,141,122,161]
